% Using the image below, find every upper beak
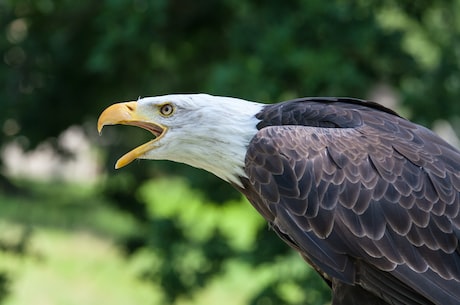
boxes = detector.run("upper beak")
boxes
[97,101,166,169]
[97,101,138,134]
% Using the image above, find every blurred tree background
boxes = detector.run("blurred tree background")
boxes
[1,0,460,304]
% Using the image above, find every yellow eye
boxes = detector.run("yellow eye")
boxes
[159,103,174,116]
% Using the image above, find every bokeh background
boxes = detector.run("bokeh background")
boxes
[1,1,460,304]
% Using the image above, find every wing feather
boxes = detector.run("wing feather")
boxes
[244,117,460,304]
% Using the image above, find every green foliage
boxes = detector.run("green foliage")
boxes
[140,178,263,248]
[1,0,460,304]
[376,0,460,124]
[0,179,139,239]
[136,177,330,304]
[0,274,8,304]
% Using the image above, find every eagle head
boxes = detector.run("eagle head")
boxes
[97,94,263,185]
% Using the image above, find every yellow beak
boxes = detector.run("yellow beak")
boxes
[97,102,166,169]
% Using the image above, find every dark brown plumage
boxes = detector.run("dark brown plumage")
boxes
[237,97,460,305]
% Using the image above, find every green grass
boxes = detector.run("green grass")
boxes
[0,225,161,305]
[0,180,159,305]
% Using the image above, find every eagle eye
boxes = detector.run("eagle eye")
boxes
[159,103,174,117]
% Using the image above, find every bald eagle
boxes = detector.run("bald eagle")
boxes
[98,94,460,305]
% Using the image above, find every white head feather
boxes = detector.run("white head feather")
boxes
[136,94,263,186]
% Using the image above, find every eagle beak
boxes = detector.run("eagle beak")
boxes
[97,101,166,169]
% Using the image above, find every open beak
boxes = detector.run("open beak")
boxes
[97,101,166,169]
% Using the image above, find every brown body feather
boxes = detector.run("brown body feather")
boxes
[237,97,460,305]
